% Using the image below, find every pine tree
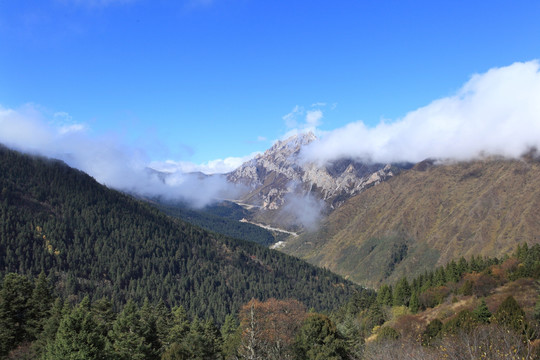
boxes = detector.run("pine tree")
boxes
[166,305,190,348]
[337,314,363,359]
[154,299,173,356]
[45,296,106,360]
[109,300,150,360]
[393,277,411,307]
[376,284,393,306]
[366,303,385,330]
[0,273,33,356]
[493,295,526,333]
[27,271,54,339]
[37,298,67,355]
[221,314,240,359]
[294,313,349,360]
[91,297,116,339]
[473,298,491,323]
[139,298,161,360]
[409,290,419,314]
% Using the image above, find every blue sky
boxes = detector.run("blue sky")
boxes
[1,0,540,172]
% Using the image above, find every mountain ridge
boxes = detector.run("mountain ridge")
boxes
[0,144,360,321]
[227,132,406,229]
[281,156,540,287]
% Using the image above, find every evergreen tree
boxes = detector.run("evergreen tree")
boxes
[445,260,460,283]
[457,257,469,276]
[139,298,161,360]
[154,299,173,356]
[473,298,492,323]
[294,314,349,360]
[459,280,473,296]
[27,271,54,339]
[376,284,393,306]
[221,314,240,360]
[393,277,411,307]
[409,290,419,314]
[421,319,442,346]
[109,300,150,360]
[516,243,529,261]
[45,296,107,360]
[442,309,479,335]
[91,297,116,340]
[36,298,67,355]
[366,303,385,330]
[337,314,363,359]
[493,295,526,333]
[433,267,447,286]
[0,273,33,356]
[166,305,190,350]
[179,316,221,359]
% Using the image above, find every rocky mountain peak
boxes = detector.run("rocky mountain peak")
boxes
[227,132,403,225]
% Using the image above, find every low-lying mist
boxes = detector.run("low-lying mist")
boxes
[0,105,242,208]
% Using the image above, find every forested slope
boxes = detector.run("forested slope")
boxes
[0,145,359,322]
[152,199,279,246]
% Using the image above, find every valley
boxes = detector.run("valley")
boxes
[1,144,539,359]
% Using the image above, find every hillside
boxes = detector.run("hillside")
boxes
[334,244,540,359]
[148,199,281,246]
[0,145,360,322]
[282,157,540,287]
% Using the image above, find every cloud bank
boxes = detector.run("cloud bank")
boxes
[0,105,243,207]
[150,152,259,176]
[302,60,540,164]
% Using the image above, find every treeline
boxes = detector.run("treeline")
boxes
[4,244,538,359]
[0,146,359,322]
[333,243,540,359]
[374,243,540,311]
[0,273,352,359]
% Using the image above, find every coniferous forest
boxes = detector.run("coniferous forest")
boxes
[1,145,540,359]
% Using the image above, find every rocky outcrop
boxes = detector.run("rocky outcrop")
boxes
[227,132,401,212]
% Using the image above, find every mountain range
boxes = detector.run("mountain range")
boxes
[280,156,540,286]
[227,132,408,230]
[221,135,540,287]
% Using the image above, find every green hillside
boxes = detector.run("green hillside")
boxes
[0,145,360,322]
[282,157,540,287]
[151,199,281,246]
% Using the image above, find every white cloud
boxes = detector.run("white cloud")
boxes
[0,104,241,207]
[150,152,259,175]
[282,105,302,129]
[282,104,325,135]
[52,111,88,134]
[305,109,323,127]
[302,60,540,164]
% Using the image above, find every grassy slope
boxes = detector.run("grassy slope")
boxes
[282,158,540,287]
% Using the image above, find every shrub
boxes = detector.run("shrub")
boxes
[376,326,400,342]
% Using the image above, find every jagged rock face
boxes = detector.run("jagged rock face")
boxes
[227,132,398,211]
